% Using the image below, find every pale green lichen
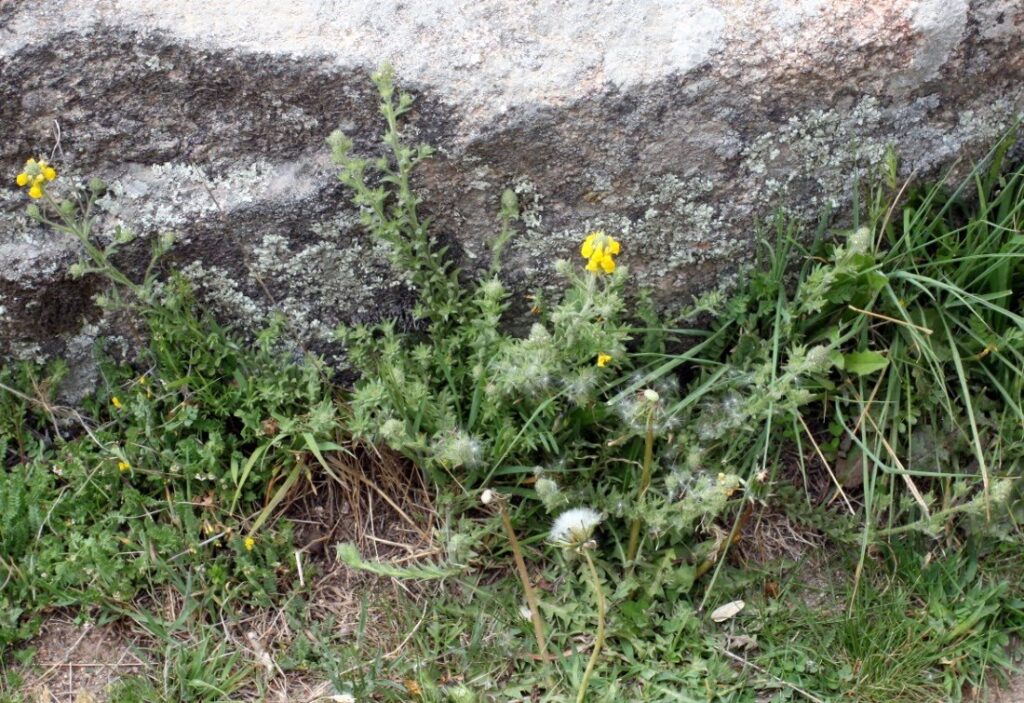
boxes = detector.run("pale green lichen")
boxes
[96,159,307,236]
[512,176,545,235]
[740,96,889,212]
[179,211,408,361]
[5,83,1021,374]
[499,94,1019,315]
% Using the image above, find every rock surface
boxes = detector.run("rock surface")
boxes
[1,1,1022,384]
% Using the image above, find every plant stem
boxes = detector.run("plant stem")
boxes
[576,548,606,703]
[497,503,552,681]
[626,409,656,566]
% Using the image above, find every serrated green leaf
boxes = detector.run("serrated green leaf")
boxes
[843,350,889,376]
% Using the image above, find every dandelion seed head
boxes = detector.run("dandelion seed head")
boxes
[549,507,602,547]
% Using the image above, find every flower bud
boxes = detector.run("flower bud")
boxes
[114,226,136,244]
[500,188,519,217]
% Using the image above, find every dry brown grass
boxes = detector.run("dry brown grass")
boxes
[733,503,827,566]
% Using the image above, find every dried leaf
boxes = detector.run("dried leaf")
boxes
[726,634,759,651]
[710,599,745,623]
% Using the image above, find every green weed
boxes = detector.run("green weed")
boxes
[0,70,1021,703]
[0,176,337,649]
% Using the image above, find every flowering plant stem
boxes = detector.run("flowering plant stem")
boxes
[576,547,606,703]
[625,408,656,566]
[497,503,552,683]
[36,193,142,298]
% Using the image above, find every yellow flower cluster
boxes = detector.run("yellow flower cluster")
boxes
[244,536,256,552]
[15,158,57,199]
[580,230,620,274]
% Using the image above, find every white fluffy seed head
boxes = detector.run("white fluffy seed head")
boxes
[549,507,602,547]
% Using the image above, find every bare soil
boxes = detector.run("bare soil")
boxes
[14,616,147,702]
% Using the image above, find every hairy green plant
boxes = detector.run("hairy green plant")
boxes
[326,68,749,700]
[329,67,638,493]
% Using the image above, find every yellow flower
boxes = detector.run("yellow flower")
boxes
[597,353,612,367]
[111,396,123,409]
[244,536,256,552]
[581,236,595,259]
[579,230,621,275]
[16,157,57,199]
[117,461,130,472]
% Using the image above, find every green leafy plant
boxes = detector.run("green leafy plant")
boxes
[2,70,1021,703]
[0,163,339,649]
[329,67,637,492]
[327,68,747,700]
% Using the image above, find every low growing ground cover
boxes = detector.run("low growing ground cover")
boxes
[1,70,1022,701]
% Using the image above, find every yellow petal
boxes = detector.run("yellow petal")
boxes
[585,257,600,272]
[601,255,616,274]
[27,184,43,199]
[581,240,594,258]
[33,174,45,185]
[43,166,57,181]
[15,172,28,186]
[608,238,620,255]
[597,353,612,367]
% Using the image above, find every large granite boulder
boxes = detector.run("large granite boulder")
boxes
[2,1,1022,387]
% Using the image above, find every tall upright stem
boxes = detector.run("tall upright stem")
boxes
[497,503,552,684]
[576,548,606,703]
[626,410,656,566]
